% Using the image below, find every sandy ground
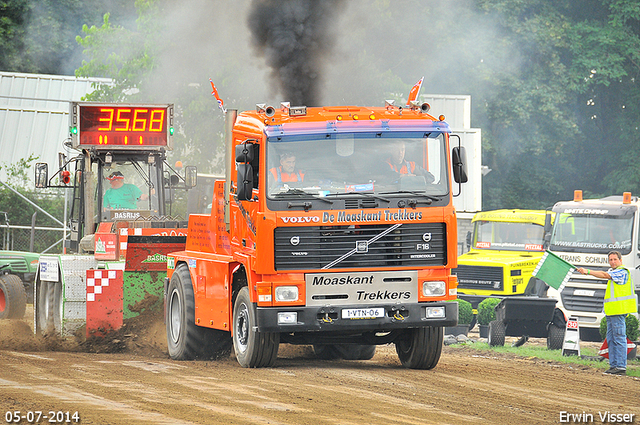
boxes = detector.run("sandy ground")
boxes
[1,307,638,425]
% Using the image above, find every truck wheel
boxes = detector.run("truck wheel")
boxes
[0,274,27,319]
[337,344,377,360]
[395,326,443,370]
[312,344,342,360]
[232,286,279,368]
[35,280,62,334]
[166,264,231,360]
[488,320,505,347]
[547,323,565,350]
[351,344,376,360]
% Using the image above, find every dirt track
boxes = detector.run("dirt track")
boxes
[1,311,639,425]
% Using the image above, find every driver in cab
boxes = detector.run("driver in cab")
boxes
[270,152,305,184]
[386,140,435,183]
[103,171,148,210]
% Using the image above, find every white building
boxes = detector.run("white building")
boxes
[0,71,110,183]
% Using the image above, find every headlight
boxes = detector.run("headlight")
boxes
[422,281,446,296]
[275,286,299,302]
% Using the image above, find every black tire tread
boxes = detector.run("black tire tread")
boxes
[395,326,443,370]
[167,264,231,360]
[0,274,27,319]
[547,323,565,350]
[233,287,279,368]
[488,320,506,347]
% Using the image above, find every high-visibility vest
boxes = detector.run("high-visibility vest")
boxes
[387,160,416,174]
[270,167,304,183]
[604,266,638,315]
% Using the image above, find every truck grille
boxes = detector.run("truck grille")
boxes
[561,287,606,313]
[274,222,446,271]
[0,257,29,273]
[453,265,503,290]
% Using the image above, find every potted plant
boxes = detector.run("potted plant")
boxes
[477,298,502,338]
[445,299,473,336]
[599,314,640,360]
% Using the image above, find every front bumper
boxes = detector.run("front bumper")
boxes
[256,301,458,333]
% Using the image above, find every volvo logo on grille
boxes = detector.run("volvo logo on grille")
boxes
[356,240,368,253]
[290,236,300,246]
[422,233,432,242]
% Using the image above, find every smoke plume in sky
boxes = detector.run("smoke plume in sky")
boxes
[247,0,346,106]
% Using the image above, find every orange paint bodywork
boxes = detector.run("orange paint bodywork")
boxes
[168,105,460,332]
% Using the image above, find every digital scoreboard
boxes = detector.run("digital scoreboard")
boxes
[69,102,174,150]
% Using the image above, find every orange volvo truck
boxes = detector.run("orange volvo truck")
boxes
[165,101,467,369]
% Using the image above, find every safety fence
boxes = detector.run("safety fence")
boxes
[1,224,66,254]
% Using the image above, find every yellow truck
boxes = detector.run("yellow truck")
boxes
[454,209,552,326]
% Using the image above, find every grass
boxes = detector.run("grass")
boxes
[449,341,640,378]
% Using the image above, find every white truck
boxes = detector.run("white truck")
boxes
[547,191,640,341]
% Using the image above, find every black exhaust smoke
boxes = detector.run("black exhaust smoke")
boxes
[248,0,345,106]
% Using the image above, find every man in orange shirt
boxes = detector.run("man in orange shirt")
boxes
[270,153,304,183]
[386,141,435,183]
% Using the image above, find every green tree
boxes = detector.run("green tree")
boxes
[476,0,640,207]
[0,0,30,72]
[0,0,135,74]
[0,155,66,253]
[74,1,227,173]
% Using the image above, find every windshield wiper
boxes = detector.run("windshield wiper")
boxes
[325,192,391,203]
[273,188,334,204]
[380,190,441,202]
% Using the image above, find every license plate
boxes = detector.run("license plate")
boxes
[574,289,596,297]
[341,308,385,319]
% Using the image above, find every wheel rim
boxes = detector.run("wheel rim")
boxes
[169,289,182,344]
[235,302,249,353]
[0,286,5,312]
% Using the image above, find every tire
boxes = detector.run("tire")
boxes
[166,264,232,360]
[35,279,62,334]
[351,344,376,361]
[488,320,505,347]
[232,286,279,368]
[547,323,565,350]
[0,274,27,319]
[36,280,53,333]
[313,344,377,361]
[395,326,443,370]
[313,344,342,360]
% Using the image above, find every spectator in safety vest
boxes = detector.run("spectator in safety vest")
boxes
[577,251,638,375]
[270,153,304,183]
[386,140,435,183]
[103,171,148,210]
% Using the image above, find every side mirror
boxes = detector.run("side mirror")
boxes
[235,141,255,163]
[466,230,472,250]
[543,211,553,249]
[35,163,48,188]
[452,146,468,184]
[185,166,197,188]
[236,163,254,201]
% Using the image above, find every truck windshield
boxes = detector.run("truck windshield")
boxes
[473,221,545,251]
[549,214,633,255]
[266,132,448,198]
[99,160,159,220]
